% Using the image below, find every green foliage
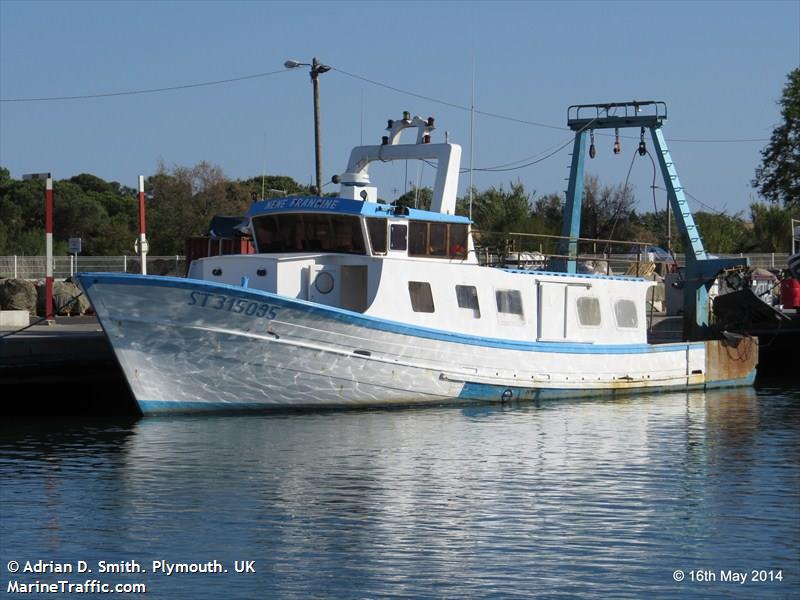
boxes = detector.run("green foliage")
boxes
[395,187,432,211]
[0,163,794,260]
[753,68,800,207]
[469,183,531,231]
[579,175,636,242]
[749,202,800,252]
[694,212,750,253]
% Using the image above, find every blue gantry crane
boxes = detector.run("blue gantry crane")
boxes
[556,100,747,339]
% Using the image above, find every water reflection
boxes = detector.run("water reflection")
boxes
[1,387,797,599]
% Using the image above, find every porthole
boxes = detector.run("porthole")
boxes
[314,271,335,294]
[212,268,222,276]
[256,268,267,277]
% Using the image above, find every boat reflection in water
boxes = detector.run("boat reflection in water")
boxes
[3,386,797,598]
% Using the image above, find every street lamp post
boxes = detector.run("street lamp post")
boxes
[285,57,331,195]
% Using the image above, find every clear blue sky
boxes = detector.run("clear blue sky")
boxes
[1,1,798,217]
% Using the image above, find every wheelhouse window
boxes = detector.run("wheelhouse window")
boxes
[449,224,468,259]
[390,224,408,251]
[408,281,435,313]
[614,299,638,328]
[252,213,366,254]
[496,289,524,324]
[456,285,481,318]
[366,218,387,254]
[408,221,469,259]
[577,296,602,327]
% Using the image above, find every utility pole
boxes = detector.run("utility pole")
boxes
[285,57,331,195]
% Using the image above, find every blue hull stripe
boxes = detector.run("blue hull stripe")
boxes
[79,272,702,356]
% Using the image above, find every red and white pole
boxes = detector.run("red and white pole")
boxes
[138,175,148,275]
[45,176,54,322]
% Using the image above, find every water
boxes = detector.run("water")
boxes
[1,384,798,599]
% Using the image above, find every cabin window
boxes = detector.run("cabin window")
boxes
[408,221,470,258]
[408,281,435,313]
[409,221,427,255]
[456,285,481,318]
[390,224,407,251]
[496,289,524,323]
[614,299,638,328]
[366,218,387,254]
[252,213,366,254]
[449,224,468,258]
[429,223,447,257]
[577,296,602,327]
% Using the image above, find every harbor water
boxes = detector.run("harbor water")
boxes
[1,383,798,599]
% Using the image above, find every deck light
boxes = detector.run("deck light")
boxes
[638,127,647,156]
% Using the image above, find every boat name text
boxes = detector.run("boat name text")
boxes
[188,292,280,320]
[262,198,339,210]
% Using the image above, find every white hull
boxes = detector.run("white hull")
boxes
[79,274,756,414]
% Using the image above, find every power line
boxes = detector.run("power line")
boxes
[0,69,291,102]
[1,61,772,146]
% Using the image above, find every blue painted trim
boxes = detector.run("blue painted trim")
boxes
[703,370,757,389]
[137,400,294,414]
[247,196,471,224]
[78,272,703,356]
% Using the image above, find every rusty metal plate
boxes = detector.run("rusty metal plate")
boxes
[705,335,759,383]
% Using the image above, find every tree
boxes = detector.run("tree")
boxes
[395,187,432,211]
[753,68,800,207]
[580,175,636,243]
[749,202,800,252]
[694,212,749,253]
[147,161,235,255]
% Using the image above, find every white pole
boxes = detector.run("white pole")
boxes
[45,177,54,322]
[138,175,148,275]
[13,255,17,279]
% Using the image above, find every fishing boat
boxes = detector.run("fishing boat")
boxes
[78,112,757,414]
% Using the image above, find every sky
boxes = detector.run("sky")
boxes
[1,0,798,217]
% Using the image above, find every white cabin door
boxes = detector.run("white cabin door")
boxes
[537,282,567,341]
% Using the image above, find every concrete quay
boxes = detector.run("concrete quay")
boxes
[0,316,137,415]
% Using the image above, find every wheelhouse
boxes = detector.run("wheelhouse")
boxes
[246,197,472,261]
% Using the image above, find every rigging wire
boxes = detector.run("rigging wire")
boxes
[652,185,728,215]
[332,67,565,131]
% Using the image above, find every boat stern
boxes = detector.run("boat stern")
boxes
[704,334,758,388]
